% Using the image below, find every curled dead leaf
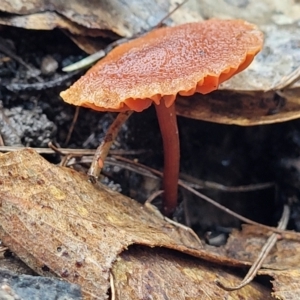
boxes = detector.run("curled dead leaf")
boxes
[175,89,300,126]
[0,149,247,299]
[112,246,272,300]
[216,225,300,300]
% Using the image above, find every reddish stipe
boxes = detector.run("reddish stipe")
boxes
[154,100,180,215]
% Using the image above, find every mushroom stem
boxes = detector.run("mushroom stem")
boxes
[154,100,180,216]
[88,111,133,182]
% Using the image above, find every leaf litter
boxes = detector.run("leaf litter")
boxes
[0,148,290,299]
[112,246,272,300]
[1,0,300,299]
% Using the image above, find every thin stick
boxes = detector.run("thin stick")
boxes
[144,190,202,246]
[216,205,290,291]
[155,0,190,28]
[113,156,300,240]
[5,71,80,92]
[0,38,43,83]
[271,65,300,91]
[63,153,273,192]
[65,106,80,145]
[110,273,115,300]
[180,173,274,192]
[144,190,164,205]
[87,111,133,182]
[0,145,145,156]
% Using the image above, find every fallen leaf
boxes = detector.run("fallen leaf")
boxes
[0,0,170,37]
[263,269,300,300]
[0,149,247,299]
[223,225,300,270]
[213,225,300,300]
[0,12,108,37]
[1,150,298,299]
[112,246,272,300]
[175,89,300,125]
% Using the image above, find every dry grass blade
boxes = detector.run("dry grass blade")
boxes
[62,38,130,72]
[271,65,300,91]
[216,205,290,291]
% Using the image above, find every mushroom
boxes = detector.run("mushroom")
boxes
[60,19,263,216]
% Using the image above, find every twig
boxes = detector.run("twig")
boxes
[67,156,158,179]
[48,142,65,156]
[179,180,295,239]
[87,111,133,182]
[144,190,202,246]
[155,0,189,28]
[271,65,300,91]
[112,156,300,240]
[3,71,80,91]
[144,190,164,205]
[0,145,144,156]
[110,273,115,300]
[180,173,274,192]
[113,156,273,193]
[64,106,80,145]
[216,205,290,291]
[0,37,43,82]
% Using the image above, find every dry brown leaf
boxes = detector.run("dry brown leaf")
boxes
[0,0,170,37]
[223,225,300,270]
[112,246,272,300]
[0,149,250,299]
[262,269,300,300]
[65,35,108,55]
[0,12,105,36]
[175,89,300,126]
[210,225,300,300]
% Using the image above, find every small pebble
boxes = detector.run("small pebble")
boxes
[40,55,58,76]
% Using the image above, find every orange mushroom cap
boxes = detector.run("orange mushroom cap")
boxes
[60,19,263,112]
